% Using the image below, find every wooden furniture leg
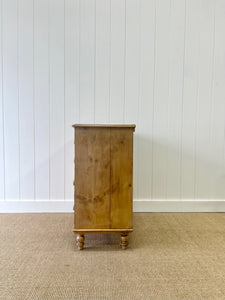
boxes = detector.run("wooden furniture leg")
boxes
[76,234,85,250]
[120,233,129,250]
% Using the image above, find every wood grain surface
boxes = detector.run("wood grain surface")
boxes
[75,128,111,229]
[110,128,133,229]
[74,126,134,234]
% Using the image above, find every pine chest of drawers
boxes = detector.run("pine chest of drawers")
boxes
[72,124,135,250]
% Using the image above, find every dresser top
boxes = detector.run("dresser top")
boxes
[72,124,136,130]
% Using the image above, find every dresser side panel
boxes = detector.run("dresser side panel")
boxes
[110,128,133,229]
[74,128,111,229]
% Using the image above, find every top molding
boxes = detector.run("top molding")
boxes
[72,124,136,131]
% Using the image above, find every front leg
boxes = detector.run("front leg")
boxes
[76,234,85,250]
[120,233,129,250]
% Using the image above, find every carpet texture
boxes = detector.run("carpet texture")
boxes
[1,213,225,300]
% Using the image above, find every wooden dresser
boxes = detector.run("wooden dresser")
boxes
[72,124,135,250]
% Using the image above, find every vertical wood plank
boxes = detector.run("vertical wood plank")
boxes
[49,0,65,200]
[0,0,4,200]
[181,0,200,200]
[65,0,80,200]
[18,0,35,200]
[94,0,110,123]
[75,128,111,229]
[110,128,133,228]
[152,0,170,200]
[109,0,125,123]
[124,0,140,199]
[2,0,20,200]
[79,0,95,123]
[195,0,215,200]
[138,0,155,200]
[34,0,50,200]
[210,0,225,200]
[166,0,185,199]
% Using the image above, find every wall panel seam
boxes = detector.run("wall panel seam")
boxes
[33,0,36,201]
[193,3,201,201]
[179,0,187,201]
[17,0,21,200]
[136,0,141,199]
[48,0,51,200]
[78,0,81,123]
[209,0,216,200]
[150,0,156,201]
[93,0,96,123]
[1,0,5,200]
[63,0,65,201]
[108,0,111,123]
[123,0,126,123]
[165,0,172,200]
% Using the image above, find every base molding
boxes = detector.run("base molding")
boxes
[1,200,225,213]
[133,200,225,212]
[73,228,133,234]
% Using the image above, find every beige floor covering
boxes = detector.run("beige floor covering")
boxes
[1,213,225,300]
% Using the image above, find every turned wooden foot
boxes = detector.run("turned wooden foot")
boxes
[76,234,85,250]
[120,233,129,250]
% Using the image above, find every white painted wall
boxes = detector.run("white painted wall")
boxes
[1,0,225,212]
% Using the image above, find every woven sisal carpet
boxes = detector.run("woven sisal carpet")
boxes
[1,213,225,300]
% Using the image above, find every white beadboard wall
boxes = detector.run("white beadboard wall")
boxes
[1,0,225,213]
